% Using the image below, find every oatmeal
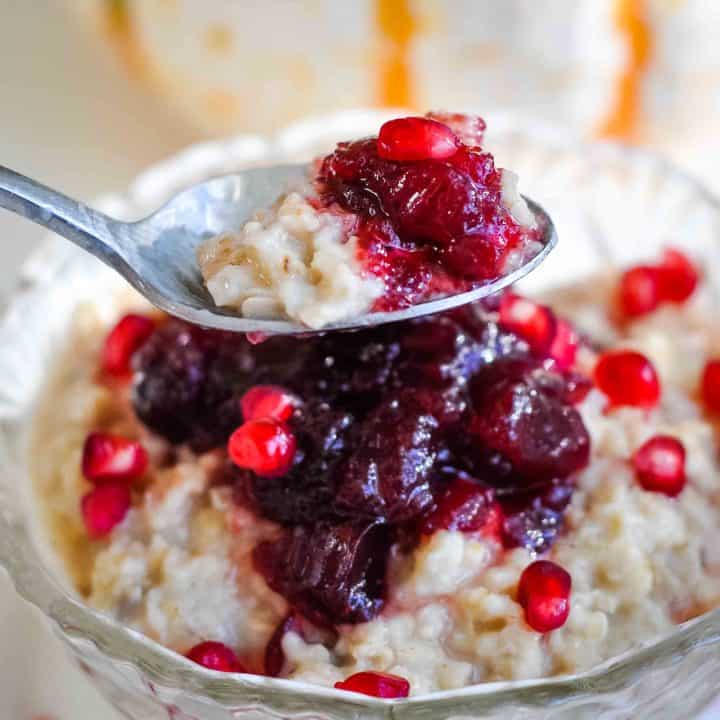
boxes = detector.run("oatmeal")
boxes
[197,113,541,329]
[33,245,720,698]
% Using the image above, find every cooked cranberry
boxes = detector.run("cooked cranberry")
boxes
[81,432,148,483]
[422,477,502,538]
[377,117,460,162]
[594,350,660,409]
[334,671,410,699]
[101,314,155,377]
[332,392,438,523]
[81,481,131,538]
[549,319,579,369]
[501,480,574,554]
[469,368,590,480]
[517,560,571,633]
[632,435,686,496]
[228,419,296,478]
[241,385,296,422]
[656,248,699,303]
[253,520,390,626]
[701,359,720,413]
[498,293,557,355]
[185,641,246,673]
[618,266,660,318]
[426,111,486,146]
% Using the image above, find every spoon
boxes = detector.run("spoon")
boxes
[0,164,556,335]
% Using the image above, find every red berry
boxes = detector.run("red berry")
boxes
[517,560,572,633]
[499,293,557,355]
[334,671,410,699]
[549,319,579,369]
[594,350,660,409]
[422,478,503,539]
[228,419,296,477]
[81,432,148,483]
[81,481,131,538]
[241,385,296,423]
[632,435,686,496]
[618,266,660,318]
[186,641,246,673]
[701,359,720,414]
[377,117,460,162]
[656,248,699,303]
[101,314,155,377]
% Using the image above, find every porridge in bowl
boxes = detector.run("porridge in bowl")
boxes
[197,113,542,329]
[32,233,720,697]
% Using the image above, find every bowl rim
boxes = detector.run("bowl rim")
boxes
[3,108,720,717]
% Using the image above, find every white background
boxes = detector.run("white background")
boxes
[0,3,718,718]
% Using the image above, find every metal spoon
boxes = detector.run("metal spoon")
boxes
[0,164,556,334]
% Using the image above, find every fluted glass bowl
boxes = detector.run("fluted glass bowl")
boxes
[2,111,720,720]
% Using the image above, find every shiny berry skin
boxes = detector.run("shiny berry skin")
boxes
[81,432,148,483]
[334,671,410,699]
[185,641,246,673]
[499,293,557,355]
[618,266,660,318]
[632,435,686,496]
[228,419,296,477]
[594,350,660,409]
[422,478,502,538]
[241,385,296,423]
[80,481,131,538]
[701,359,720,414]
[517,560,572,633]
[101,314,155,377]
[377,117,459,162]
[656,248,699,303]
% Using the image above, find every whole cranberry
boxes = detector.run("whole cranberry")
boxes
[334,671,410,698]
[594,350,660,409]
[517,560,572,633]
[185,641,246,673]
[632,435,686,496]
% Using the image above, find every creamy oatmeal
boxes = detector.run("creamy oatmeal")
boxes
[197,113,540,329]
[32,242,720,698]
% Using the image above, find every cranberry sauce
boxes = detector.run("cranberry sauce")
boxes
[315,113,541,311]
[131,302,590,627]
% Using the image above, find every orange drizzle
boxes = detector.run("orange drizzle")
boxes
[104,0,147,77]
[375,0,417,108]
[597,0,653,140]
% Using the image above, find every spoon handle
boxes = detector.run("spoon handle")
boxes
[0,165,124,265]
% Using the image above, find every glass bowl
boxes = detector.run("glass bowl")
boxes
[2,110,720,720]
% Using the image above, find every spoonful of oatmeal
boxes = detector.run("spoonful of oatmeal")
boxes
[0,113,555,334]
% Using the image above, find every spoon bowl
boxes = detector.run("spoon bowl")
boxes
[0,163,556,334]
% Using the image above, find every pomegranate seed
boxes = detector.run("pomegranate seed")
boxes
[241,385,296,423]
[656,248,699,303]
[517,560,572,633]
[81,432,148,483]
[246,332,268,345]
[618,266,660,318]
[701,359,720,413]
[81,481,131,538]
[334,671,410,699]
[101,314,155,377]
[594,350,660,409]
[228,419,296,477]
[499,293,557,355]
[377,117,460,162]
[632,435,686,496]
[422,478,503,539]
[549,319,579,369]
[186,641,246,673]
